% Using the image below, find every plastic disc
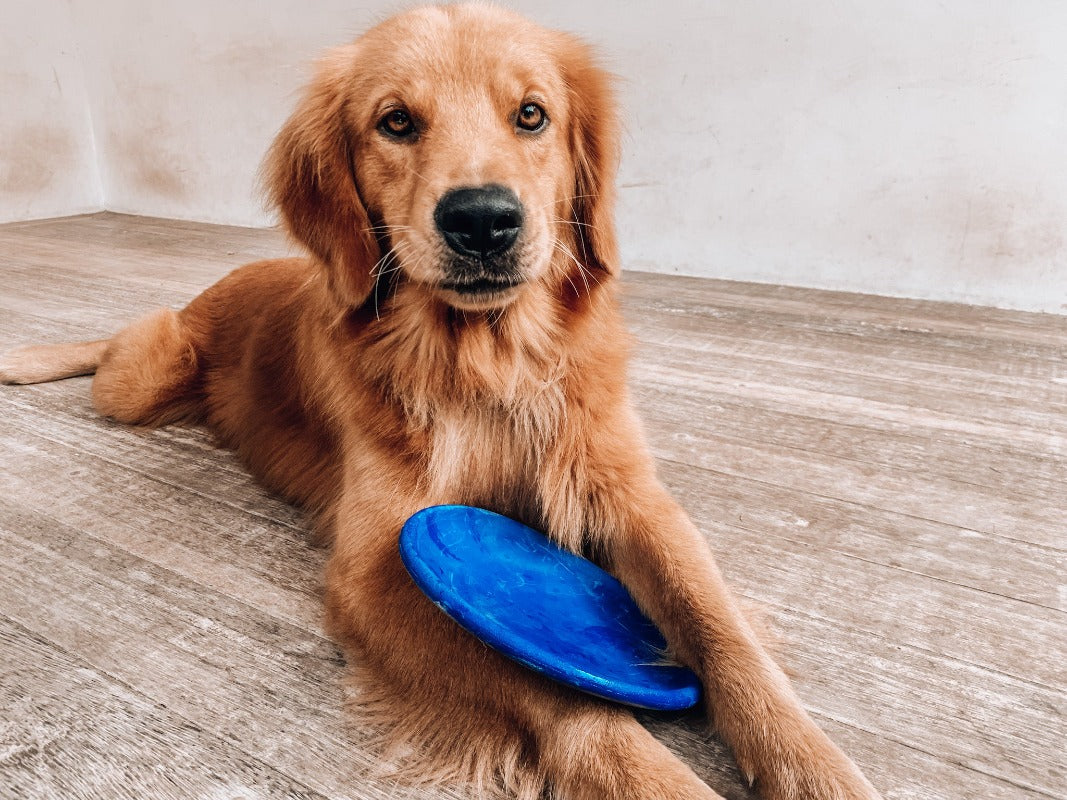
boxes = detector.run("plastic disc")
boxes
[399,504,701,711]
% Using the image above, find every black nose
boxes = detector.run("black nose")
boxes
[434,185,524,259]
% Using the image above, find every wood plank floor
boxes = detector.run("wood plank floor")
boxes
[1,212,1064,800]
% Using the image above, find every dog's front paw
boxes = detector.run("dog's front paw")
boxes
[760,758,881,800]
[737,719,881,800]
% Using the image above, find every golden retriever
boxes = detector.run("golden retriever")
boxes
[0,5,881,799]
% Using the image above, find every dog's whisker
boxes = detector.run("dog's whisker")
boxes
[552,238,591,297]
[578,265,601,291]
[571,205,592,264]
[548,214,594,268]
[559,237,600,290]
[373,242,411,268]
[404,163,433,186]
[549,216,596,229]
[390,251,426,307]
[370,255,396,283]
[538,193,599,211]
[558,264,581,299]
[369,240,416,320]
[573,251,601,286]
[554,234,602,289]
[370,240,413,280]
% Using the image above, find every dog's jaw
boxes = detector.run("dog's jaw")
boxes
[435,280,527,312]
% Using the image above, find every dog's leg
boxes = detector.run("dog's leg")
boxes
[91,308,202,426]
[324,501,725,800]
[568,423,882,800]
[0,340,109,384]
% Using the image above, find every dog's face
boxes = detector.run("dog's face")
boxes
[352,7,575,311]
[268,4,620,313]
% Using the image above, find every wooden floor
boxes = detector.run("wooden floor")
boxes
[0,212,1064,800]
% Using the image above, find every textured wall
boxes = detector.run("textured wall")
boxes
[3,1,1066,312]
[67,0,382,225]
[0,1,102,221]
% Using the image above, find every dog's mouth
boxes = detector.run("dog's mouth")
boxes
[438,276,524,296]
[435,275,526,311]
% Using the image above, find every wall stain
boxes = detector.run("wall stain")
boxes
[108,127,190,200]
[102,63,194,203]
[0,123,77,196]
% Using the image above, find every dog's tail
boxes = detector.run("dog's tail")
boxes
[0,340,109,385]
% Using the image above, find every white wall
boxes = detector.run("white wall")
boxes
[3,1,1066,313]
[67,0,385,225]
[575,2,1067,314]
[0,0,101,220]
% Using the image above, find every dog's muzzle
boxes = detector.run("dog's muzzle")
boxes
[433,185,528,298]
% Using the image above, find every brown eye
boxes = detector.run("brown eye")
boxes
[516,102,547,133]
[379,108,415,138]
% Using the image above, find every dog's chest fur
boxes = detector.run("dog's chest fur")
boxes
[423,391,562,512]
[350,286,612,542]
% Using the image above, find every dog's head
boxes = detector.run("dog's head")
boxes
[267,4,619,313]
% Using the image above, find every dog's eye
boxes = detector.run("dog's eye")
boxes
[516,102,547,133]
[379,108,416,138]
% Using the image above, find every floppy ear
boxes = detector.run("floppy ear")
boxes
[266,46,380,308]
[559,37,622,277]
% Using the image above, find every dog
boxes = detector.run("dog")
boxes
[0,5,881,799]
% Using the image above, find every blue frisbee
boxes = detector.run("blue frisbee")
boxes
[399,505,701,711]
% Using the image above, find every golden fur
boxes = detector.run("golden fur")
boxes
[1,6,881,798]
